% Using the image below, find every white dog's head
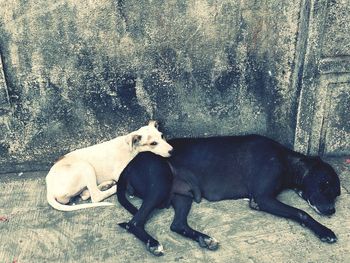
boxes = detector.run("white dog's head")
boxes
[126,120,173,157]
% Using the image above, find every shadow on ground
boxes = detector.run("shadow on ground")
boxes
[0,158,349,263]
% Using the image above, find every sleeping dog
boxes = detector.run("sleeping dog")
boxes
[46,120,173,211]
[117,135,340,255]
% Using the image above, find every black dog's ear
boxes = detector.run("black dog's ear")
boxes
[148,120,159,130]
[292,156,325,180]
[290,157,311,183]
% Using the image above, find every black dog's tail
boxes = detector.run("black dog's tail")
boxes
[117,171,138,216]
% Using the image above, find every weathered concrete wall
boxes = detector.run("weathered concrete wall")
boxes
[294,0,350,156]
[0,0,348,173]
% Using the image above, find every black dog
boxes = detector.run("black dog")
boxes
[117,135,341,255]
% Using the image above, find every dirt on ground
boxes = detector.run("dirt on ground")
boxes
[0,158,349,263]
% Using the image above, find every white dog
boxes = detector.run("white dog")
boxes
[46,120,173,211]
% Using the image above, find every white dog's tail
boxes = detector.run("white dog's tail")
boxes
[47,194,114,211]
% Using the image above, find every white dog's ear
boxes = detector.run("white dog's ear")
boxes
[148,120,159,129]
[132,134,142,148]
[126,134,142,152]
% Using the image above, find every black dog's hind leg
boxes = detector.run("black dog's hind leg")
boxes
[252,196,337,243]
[119,195,168,256]
[119,199,164,256]
[170,194,219,250]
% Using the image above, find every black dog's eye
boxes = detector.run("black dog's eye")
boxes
[150,142,158,146]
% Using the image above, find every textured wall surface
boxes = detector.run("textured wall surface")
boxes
[294,0,350,156]
[0,0,349,172]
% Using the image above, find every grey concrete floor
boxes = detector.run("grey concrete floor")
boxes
[0,157,349,263]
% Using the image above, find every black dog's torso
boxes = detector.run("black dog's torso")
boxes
[169,135,295,202]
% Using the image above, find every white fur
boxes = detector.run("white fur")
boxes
[46,121,173,211]
[307,200,321,214]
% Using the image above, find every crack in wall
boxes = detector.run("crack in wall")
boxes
[0,48,10,109]
[115,0,129,32]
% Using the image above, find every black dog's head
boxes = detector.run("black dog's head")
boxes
[298,157,340,216]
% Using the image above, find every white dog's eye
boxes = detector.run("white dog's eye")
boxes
[150,142,158,146]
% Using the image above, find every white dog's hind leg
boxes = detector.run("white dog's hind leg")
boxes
[79,181,117,201]
[83,168,117,202]
[81,187,117,202]
[80,189,91,201]
[92,185,117,202]
[88,184,117,203]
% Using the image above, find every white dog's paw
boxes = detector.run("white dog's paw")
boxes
[80,189,91,200]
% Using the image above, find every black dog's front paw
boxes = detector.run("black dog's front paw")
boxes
[198,236,219,250]
[318,227,337,243]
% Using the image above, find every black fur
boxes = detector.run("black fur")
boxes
[117,135,341,255]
